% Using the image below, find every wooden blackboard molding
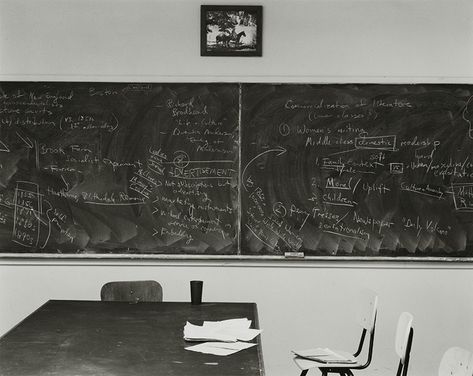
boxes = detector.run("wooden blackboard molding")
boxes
[1,74,472,84]
[0,253,471,263]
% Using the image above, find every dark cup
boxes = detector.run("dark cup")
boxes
[190,280,203,305]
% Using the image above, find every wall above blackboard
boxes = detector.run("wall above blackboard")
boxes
[1,82,472,260]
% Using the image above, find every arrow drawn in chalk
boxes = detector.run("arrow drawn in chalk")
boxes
[110,112,119,132]
[242,146,287,191]
[245,224,280,252]
[16,132,34,148]
[462,95,473,139]
[41,200,53,249]
[0,139,10,152]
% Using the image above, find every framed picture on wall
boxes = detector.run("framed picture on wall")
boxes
[201,5,263,57]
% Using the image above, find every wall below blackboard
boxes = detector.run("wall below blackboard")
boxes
[1,260,472,376]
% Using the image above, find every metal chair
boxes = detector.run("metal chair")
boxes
[394,312,414,376]
[100,280,163,303]
[293,289,379,376]
[294,310,413,376]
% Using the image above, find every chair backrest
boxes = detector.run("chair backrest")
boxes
[438,347,472,376]
[395,312,414,376]
[357,289,379,331]
[469,353,473,376]
[100,280,163,303]
[353,289,378,366]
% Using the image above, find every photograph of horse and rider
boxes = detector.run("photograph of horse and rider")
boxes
[201,6,262,56]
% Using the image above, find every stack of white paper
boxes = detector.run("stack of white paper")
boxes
[183,318,262,342]
[183,318,262,356]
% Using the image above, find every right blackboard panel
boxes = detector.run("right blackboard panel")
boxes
[241,84,473,258]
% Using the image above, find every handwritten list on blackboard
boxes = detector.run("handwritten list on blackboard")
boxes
[0,82,239,255]
[1,82,472,259]
[241,84,473,258]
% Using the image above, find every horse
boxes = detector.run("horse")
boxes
[216,31,246,48]
[216,33,231,47]
[233,31,246,46]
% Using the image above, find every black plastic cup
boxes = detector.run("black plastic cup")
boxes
[190,280,203,305]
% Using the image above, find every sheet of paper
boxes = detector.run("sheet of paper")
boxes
[293,348,334,357]
[203,318,251,330]
[183,319,262,342]
[183,322,236,342]
[224,328,262,341]
[292,348,356,363]
[185,341,257,356]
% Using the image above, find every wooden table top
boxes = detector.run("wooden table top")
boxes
[0,300,264,376]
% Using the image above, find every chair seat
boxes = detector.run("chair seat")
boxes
[291,290,378,376]
[294,350,360,370]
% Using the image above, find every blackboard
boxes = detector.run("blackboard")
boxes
[0,82,239,255]
[241,83,473,258]
[1,82,472,259]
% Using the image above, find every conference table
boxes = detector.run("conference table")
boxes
[0,300,265,376]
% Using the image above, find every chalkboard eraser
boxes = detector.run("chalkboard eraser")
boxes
[284,252,305,258]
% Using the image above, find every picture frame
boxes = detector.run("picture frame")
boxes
[201,5,263,57]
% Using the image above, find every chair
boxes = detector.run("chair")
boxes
[294,310,412,376]
[394,312,414,376]
[293,289,379,376]
[438,347,472,376]
[100,280,163,303]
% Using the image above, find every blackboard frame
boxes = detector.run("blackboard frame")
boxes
[0,252,472,262]
[1,81,473,262]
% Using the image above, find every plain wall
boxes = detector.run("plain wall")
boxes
[1,260,473,376]
[1,0,473,81]
[1,1,473,376]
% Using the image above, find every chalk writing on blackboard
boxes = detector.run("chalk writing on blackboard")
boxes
[0,82,239,255]
[241,84,473,258]
[1,82,473,259]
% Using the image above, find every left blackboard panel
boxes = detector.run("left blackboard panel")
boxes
[0,82,240,256]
